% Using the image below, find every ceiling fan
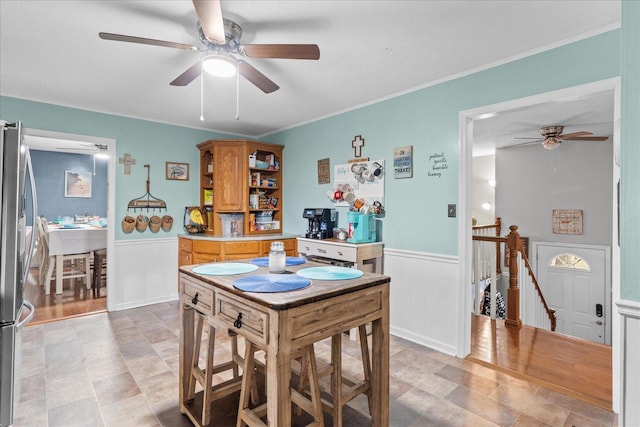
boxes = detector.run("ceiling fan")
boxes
[510,125,609,150]
[55,143,108,153]
[98,0,320,94]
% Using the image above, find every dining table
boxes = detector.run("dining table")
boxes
[47,223,107,295]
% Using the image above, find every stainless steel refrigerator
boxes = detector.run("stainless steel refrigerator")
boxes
[1,121,36,427]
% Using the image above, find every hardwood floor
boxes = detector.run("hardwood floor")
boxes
[467,314,612,411]
[25,266,107,325]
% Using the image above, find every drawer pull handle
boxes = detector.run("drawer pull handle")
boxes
[337,251,343,256]
[234,313,243,329]
[191,292,199,305]
[317,248,327,254]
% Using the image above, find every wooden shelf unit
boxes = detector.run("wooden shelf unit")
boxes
[197,139,284,236]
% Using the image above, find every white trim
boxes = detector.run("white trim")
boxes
[383,247,458,264]
[616,299,640,426]
[459,77,621,412]
[112,294,179,312]
[384,247,460,356]
[616,299,640,319]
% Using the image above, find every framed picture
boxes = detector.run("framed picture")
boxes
[64,170,92,198]
[166,162,189,181]
[393,146,413,178]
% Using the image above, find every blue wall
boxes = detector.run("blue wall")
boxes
[620,1,640,302]
[267,30,621,256]
[0,98,243,239]
[30,150,108,220]
[1,24,638,302]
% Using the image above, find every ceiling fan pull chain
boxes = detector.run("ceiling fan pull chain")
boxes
[200,65,205,122]
[235,62,240,121]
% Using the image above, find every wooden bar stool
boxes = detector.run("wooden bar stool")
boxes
[237,341,324,427]
[300,325,372,427]
[187,311,257,426]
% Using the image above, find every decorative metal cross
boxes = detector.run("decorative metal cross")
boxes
[118,153,136,175]
[352,135,365,157]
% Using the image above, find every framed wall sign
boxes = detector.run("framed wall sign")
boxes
[166,162,189,180]
[64,170,92,198]
[317,158,330,184]
[553,209,583,234]
[393,146,413,178]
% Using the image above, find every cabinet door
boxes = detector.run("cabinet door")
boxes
[193,253,219,264]
[214,144,245,211]
[260,239,297,256]
[178,251,192,267]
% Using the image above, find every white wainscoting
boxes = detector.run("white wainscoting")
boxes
[109,237,179,311]
[616,299,640,427]
[385,248,460,356]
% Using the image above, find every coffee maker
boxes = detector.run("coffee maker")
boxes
[303,208,335,239]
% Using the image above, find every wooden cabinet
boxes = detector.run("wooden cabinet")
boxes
[192,240,221,264]
[260,239,297,256]
[178,237,297,265]
[197,139,284,236]
[178,238,193,267]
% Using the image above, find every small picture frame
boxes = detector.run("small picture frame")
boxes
[65,170,92,198]
[166,162,189,181]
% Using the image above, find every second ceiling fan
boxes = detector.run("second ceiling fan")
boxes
[511,125,609,150]
[99,0,320,93]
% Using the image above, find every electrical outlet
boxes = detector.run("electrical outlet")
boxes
[448,204,456,218]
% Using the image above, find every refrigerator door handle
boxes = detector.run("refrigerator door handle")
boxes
[16,301,34,328]
[22,146,38,285]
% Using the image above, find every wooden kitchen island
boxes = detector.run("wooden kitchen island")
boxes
[178,262,390,427]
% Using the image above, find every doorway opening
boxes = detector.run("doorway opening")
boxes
[22,128,115,325]
[458,77,621,411]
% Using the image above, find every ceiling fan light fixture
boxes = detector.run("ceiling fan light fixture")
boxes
[542,137,561,150]
[202,54,236,77]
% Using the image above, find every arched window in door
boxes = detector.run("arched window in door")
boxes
[549,253,590,271]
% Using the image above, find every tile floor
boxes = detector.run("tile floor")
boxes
[13,301,618,427]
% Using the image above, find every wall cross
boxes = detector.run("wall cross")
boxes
[119,153,136,175]
[352,135,365,157]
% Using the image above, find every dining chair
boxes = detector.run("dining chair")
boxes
[36,216,91,295]
[92,248,107,293]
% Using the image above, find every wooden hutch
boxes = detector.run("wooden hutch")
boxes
[178,139,296,266]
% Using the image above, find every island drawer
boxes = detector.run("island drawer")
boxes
[298,240,357,262]
[216,291,268,346]
[181,276,215,317]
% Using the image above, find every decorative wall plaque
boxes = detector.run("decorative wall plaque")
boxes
[317,158,330,184]
[553,209,583,234]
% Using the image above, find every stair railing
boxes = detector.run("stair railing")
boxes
[507,225,557,331]
[472,222,556,331]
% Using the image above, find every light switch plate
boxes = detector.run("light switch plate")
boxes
[448,204,456,218]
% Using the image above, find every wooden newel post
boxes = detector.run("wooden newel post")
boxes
[506,225,522,327]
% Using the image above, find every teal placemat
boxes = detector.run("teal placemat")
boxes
[296,266,363,281]
[192,262,258,276]
[233,274,311,293]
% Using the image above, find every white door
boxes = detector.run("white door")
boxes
[536,244,608,344]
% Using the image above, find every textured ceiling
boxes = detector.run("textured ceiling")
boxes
[0,1,620,139]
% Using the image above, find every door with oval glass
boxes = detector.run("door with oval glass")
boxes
[535,243,610,344]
